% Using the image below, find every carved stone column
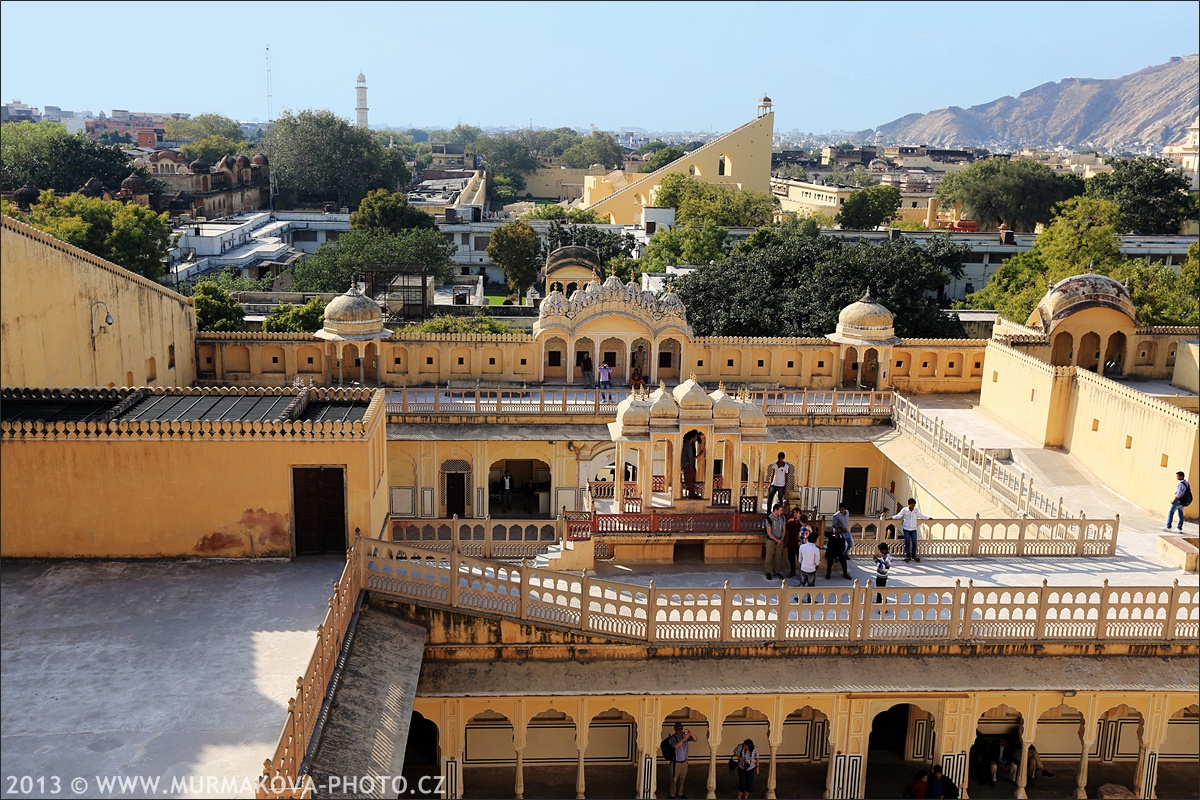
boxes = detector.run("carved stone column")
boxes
[575,745,586,799]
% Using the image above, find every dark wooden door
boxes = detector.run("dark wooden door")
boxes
[446,473,466,518]
[842,467,869,515]
[293,467,346,555]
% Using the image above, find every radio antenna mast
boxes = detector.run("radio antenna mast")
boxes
[266,44,276,212]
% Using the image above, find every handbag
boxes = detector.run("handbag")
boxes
[728,755,738,772]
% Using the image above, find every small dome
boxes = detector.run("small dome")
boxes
[315,285,390,342]
[251,153,269,166]
[738,397,768,428]
[77,177,105,198]
[234,155,251,169]
[602,275,624,291]
[188,159,210,173]
[672,378,713,412]
[625,279,640,294]
[1027,273,1138,331]
[615,396,649,431]
[584,278,601,294]
[648,383,680,419]
[216,154,237,171]
[838,290,894,329]
[545,245,602,274]
[13,183,40,208]
[540,289,567,315]
[357,72,366,82]
[760,95,772,103]
[709,385,740,420]
[120,173,147,194]
[660,291,683,309]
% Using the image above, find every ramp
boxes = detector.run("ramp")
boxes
[873,429,1011,518]
[308,607,426,799]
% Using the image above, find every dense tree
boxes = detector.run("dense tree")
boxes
[265,109,408,209]
[180,267,272,295]
[164,113,244,143]
[674,228,967,338]
[823,164,877,187]
[289,228,455,292]
[406,128,429,143]
[653,173,779,228]
[487,220,542,300]
[97,130,134,146]
[521,205,602,223]
[349,189,436,233]
[646,145,686,172]
[489,172,526,203]
[965,196,1197,325]
[404,313,516,335]
[1,121,157,196]
[936,157,1082,232]
[559,132,625,169]
[639,141,668,154]
[192,281,244,331]
[641,221,729,270]
[180,134,242,164]
[541,222,637,271]
[774,163,808,181]
[836,185,902,229]
[262,296,326,333]
[7,191,171,280]
[1085,156,1191,234]
[442,124,482,146]
[474,135,539,175]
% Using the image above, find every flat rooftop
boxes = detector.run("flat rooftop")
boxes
[0,391,370,424]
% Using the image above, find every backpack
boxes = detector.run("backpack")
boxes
[660,736,675,762]
[1181,480,1194,507]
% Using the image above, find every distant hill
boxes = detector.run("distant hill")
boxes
[863,56,1199,149]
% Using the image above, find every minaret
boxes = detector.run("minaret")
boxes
[355,73,368,129]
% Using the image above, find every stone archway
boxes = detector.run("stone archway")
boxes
[660,707,710,800]
[1079,332,1102,372]
[519,708,578,799]
[865,703,936,798]
[1103,331,1127,377]
[584,708,638,800]
[462,709,516,797]
[402,711,441,793]
[841,346,860,387]
[1052,331,1074,366]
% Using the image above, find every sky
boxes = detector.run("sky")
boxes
[2,1,1197,135]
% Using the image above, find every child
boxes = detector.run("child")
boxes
[873,541,892,604]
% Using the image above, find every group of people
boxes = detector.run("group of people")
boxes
[905,764,959,798]
[664,723,760,800]
[580,345,652,403]
[499,470,540,515]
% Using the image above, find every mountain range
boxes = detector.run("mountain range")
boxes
[862,55,1199,150]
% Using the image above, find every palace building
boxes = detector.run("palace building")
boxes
[0,213,1197,800]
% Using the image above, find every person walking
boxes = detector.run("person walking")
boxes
[580,352,594,388]
[1167,470,1191,532]
[598,361,613,403]
[825,503,853,580]
[501,470,513,513]
[764,503,787,580]
[666,722,695,800]
[733,738,759,800]
[891,498,931,562]
[784,508,804,577]
[766,452,790,512]
[873,542,892,603]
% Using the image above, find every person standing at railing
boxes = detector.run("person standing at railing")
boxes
[766,452,790,512]
[598,361,612,403]
[501,470,513,513]
[581,351,594,389]
[764,503,787,581]
[890,498,931,562]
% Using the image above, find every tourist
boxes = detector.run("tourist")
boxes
[891,498,931,562]
[1025,745,1054,780]
[1167,470,1190,532]
[667,722,695,800]
[633,344,647,374]
[873,541,892,603]
[630,366,644,391]
[928,764,959,799]
[906,769,929,798]
[523,477,537,514]
[767,451,790,511]
[598,361,613,402]
[733,738,759,800]
[825,523,850,582]
[797,529,821,590]
[764,503,787,581]
[784,508,804,577]
[681,432,698,498]
[988,735,1018,786]
[501,470,513,513]
[581,352,594,388]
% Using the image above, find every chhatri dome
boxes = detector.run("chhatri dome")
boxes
[1026,273,1138,332]
[314,285,392,342]
[827,290,900,345]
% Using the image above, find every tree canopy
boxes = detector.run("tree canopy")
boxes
[265,109,409,209]
[673,228,967,338]
[964,196,1198,325]
[836,185,902,230]
[486,220,542,300]
[404,313,517,335]
[164,113,244,143]
[559,132,625,169]
[4,191,171,280]
[192,281,244,331]
[1,121,157,196]
[541,222,637,272]
[521,205,602,223]
[349,189,436,233]
[262,296,326,333]
[1085,156,1191,234]
[935,157,1082,232]
[180,134,242,165]
[645,145,686,172]
[289,228,455,292]
[641,221,729,271]
[653,173,779,228]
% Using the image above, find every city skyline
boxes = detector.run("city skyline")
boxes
[1,1,1198,135]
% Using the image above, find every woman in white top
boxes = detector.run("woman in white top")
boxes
[734,738,760,799]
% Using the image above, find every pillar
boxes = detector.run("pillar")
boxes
[648,340,660,385]
[514,747,524,800]
[566,336,575,385]
[575,746,587,800]
[706,747,718,800]
[1015,741,1030,800]
[766,743,780,799]
[1074,734,1095,800]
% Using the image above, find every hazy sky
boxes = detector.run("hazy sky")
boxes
[2,1,1197,134]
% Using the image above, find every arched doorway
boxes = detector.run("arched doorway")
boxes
[861,348,880,389]
[972,703,1023,790]
[573,337,595,386]
[717,706,771,799]
[440,458,472,519]
[657,338,682,382]
[681,430,706,500]
[599,338,626,383]
[585,708,638,799]
[660,707,709,800]
[630,337,651,383]
[1103,331,1127,377]
[462,709,515,798]
[402,711,440,793]
[1078,332,1102,372]
[841,347,860,388]
[652,439,674,500]
[1051,331,1074,366]
[1029,703,1086,799]
[520,708,578,799]
[1089,704,1144,797]
[865,704,936,798]
[363,342,379,383]
[489,458,551,518]
[1154,704,1200,799]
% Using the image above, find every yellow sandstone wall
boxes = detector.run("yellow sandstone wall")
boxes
[1,216,197,389]
[979,342,1060,446]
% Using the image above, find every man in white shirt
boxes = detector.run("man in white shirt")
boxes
[766,452,790,512]
[797,530,822,589]
[890,498,931,562]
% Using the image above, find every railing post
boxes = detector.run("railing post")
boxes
[556,510,565,548]
[720,580,733,643]
[1034,579,1049,641]
[1111,514,1120,554]
[1057,496,1064,519]
[474,388,480,414]
[1074,514,1087,556]
[519,568,530,620]
[579,571,591,633]
[950,579,965,641]
[645,580,657,643]
[760,390,768,415]
[539,388,545,415]
[830,389,838,415]
[650,508,658,533]
[1164,579,1181,641]
[969,514,981,556]
[960,579,975,641]
[1096,579,1111,642]
[401,386,408,413]
[434,384,441,413]
[849,580,863,641]
[449,550,460,607]
[801,391,808,415]
[775,580,787,641]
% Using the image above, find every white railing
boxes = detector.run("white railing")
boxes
[389,516,562,561]
[892,392,1071,519]
[361,541,1196,645]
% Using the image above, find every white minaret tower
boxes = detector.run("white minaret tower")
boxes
[355,73,368,129]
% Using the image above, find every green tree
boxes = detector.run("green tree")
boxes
[97,130,134,147]
[265,109,408,208]
[405,313,516,335]
[646,146,686,172]
[289,228,455,292]
[1085,156,1191,234]
[192,281,244,331]
[825,164,877,187]
[181,135,242,164]
[262,296,327,333]
[543,127,583,158]
[641,221,729,270]
[836,185,902,229]
[638,141,668,154]
[936,157,1082,232]
[541,222,637,270]
[180,267,271,295]
[674,228,967,338]
[654,173,779,227]
[774,163,808,181]
[12,191,171,279]
[489,172,526,203]
[1,121,157,195]
[487,220,542,300]
[521,205,602,223]
[164,113,244,143]
[474,135,539,175]
[559,131,625,169]
[349,189,436,232]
